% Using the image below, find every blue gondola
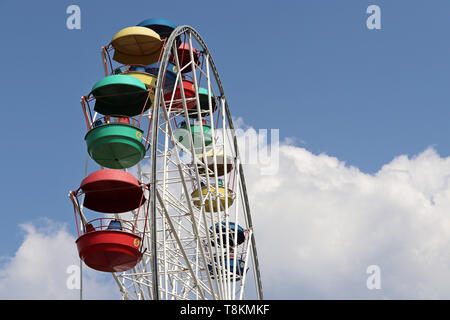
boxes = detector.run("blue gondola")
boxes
[207,257,246,280]
[210,222,245,247]
[127,61,177,93]
[137,18,176,39]
[146,61,177,92]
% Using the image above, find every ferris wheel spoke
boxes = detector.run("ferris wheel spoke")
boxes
[155,189,216,299]
[155,118,225,300]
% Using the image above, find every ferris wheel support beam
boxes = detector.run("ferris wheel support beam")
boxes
[231,157,241,299]
[155,189,208,299]
[185,34,236,299]
[159,100,218,299]
[161,128,170,300]
[221,83,264,301]
[158,100,215,298]
[146,25,263,300]
[220,96,232,298]
[112,272,130,300]
[239,229,253,300]
[177,34,232,299]
[169,40,223,299]
[183,33,230,297]
[190,27,264,300]
[202,52,231,298]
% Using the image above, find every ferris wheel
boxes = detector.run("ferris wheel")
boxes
[69,18,263,300]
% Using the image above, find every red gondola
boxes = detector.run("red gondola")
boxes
[175,42,199,73]
[164,79,196,111]
[69,171,148,273]
[75,218,143,272]
[78,169,146,213]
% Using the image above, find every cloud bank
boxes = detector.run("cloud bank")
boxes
[244,140,450,299]
[0,219,118,299]
[3,125,450,299]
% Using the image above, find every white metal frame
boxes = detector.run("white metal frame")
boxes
[94,25,264,300]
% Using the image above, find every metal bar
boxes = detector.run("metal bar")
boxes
[156,189,206,299]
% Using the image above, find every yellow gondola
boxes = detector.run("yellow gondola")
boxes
[125,71,157,102]
[111,26,162,65]
[191,184,234,212]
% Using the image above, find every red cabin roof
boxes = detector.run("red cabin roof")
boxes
[80,169,146,213]
[176,42,199,73]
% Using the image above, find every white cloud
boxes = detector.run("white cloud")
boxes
[243,138,450,299]
[0,219,119,299]
[5,123,450,300]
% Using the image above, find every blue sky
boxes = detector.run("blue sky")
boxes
[1,0,450,298]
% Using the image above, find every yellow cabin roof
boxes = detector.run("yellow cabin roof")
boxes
[111,26,162,65]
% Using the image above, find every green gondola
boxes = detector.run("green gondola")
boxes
[85,122,146,169]
[91,75,150,117]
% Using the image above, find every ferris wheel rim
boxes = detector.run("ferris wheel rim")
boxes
[93,24,264,300]
[147,25,263,300]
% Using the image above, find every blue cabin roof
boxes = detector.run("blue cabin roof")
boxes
[215,221,244,233]
[137,18,176,39]
[145,61,177,92]
[107,220,123,231]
